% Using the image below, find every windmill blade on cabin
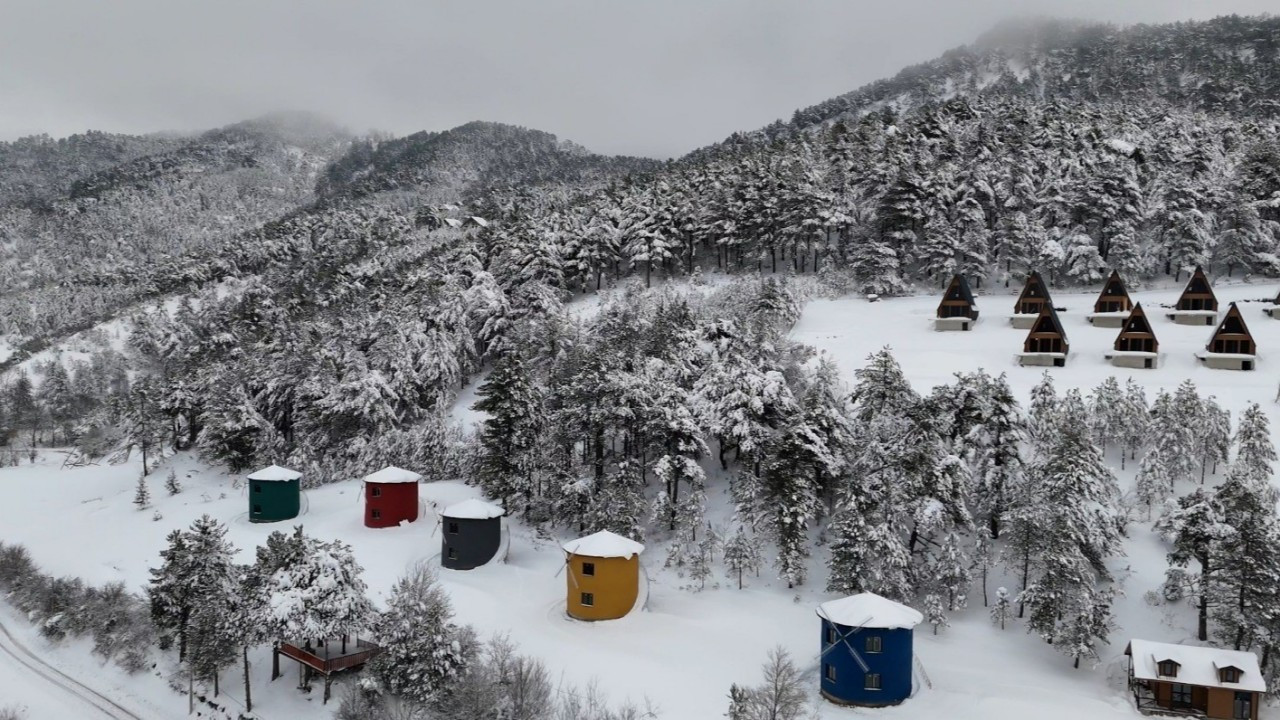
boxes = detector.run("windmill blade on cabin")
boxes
[815,609,871,672]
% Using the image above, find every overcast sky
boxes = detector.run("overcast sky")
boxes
[0,1,1274,158]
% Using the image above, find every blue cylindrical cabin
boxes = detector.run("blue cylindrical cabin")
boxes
[817,593,922,707]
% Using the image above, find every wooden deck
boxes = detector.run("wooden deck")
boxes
[272,637,381,703]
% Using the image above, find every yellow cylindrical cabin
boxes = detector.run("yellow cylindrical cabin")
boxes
[562,531,645,621]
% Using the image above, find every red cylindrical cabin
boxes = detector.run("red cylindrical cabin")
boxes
[363,466,422,528]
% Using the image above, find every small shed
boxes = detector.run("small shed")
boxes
[1011,271,1054,329]
[1088,270,1133,327]
[563,531,645,621]
[818,593,923,707]
[934,274,979,331]
[440,499,505,570]
[1126,639,1263,720]
[1197,303,1257,371]
[247,465,301,523]
[1168,266,1219,325]
[363,466,421,529]
[1018,305,1069,367]
[1107,303,1159,369]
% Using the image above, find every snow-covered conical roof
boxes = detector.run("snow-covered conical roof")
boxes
[818,593,923,630]
[562,530,645,559]
[247,464,302,482]
[441,498,504,520]
[363,466,422,484]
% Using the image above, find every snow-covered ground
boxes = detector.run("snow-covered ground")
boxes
[2,280,1280,718]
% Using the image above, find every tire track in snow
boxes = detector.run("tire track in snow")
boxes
[0,616,145,720]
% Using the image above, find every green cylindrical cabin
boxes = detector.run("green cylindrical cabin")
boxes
[247,465,302,523]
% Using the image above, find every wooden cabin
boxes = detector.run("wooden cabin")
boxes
[1197,303,1257,371]
[819,593,922,708]
[1106,304,1159,369]
[1167,266,1219,325]
[1087,270,1134,327]
[934,274,979,331]
[1018,305,1069,367]
[1126,639,1263,720]
[563,531,645,621]
[1264,288,1280,318]
[1011,271,1054,329]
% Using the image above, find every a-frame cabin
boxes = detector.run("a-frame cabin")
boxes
[1106,304,1159,369]
[935,274,979,331]
[1264,287,1280,318]
[1018,305,1069,367]
[1011,271,1054,329]
[1198,302,1257,371]
[1087,270,1133,327]
[1167,266,1219,325]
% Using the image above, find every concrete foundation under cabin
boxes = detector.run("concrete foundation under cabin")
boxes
[934,317,975,331]
[1167,311,1219,326]
[1087,313,1127,328]
[1197,352,1256,371]
[1106,352,1158,369]
[1010,314,1038,329]
[1017,352,1067,367]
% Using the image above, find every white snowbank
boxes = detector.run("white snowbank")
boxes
[818,592,924,630]
[363,466,423,484]
[562,530,645,559]
[246,464,302,482]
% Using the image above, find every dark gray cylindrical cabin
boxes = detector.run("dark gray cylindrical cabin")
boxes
[440,499,504,570]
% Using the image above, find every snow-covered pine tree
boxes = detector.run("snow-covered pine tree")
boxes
[183,516,240,695]
[164,468,181,495]
[969,373,1025,538]
[148,529,194,659]
[1156,488,1230,641]
[723,525,763,590]
[1117,379,1150,470]
[1054,586,1115,669]
[924,593,948,635]
[1026,371,1058,451]
[472,353,542,511]
[991,587,1012,630]
[930,532,971,612]
[1087,376,1124,454]
[1135,444,1175,520]
[133,476,150,510]
[849,347,918,423]
[1199,397,1231,481]
[371,566,472,709]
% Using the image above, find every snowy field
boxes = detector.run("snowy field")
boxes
[2,279,1280,718]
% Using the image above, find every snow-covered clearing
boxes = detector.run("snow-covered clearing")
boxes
[2,280,1280,718]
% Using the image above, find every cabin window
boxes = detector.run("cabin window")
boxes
[824,664,836,682]
[1222,667,1241,683]
[447,547,456,560]
[1158,661,1179,678]
[865,636,882,654]
[254,484,262,493]
[253,504,262,513]
[1171,683,1192,708]
[1234,691,1253,719]
[371,509,381,520]
[864,673,881,690]
[582,562,596,576]
[826,627,837,646]
[371,486,382,497]
[448,522,459,535]
[580,592,594,607]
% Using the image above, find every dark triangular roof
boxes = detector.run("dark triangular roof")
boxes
[1120,303,1155,336]
[1028,304,1069,343]
[1210,302,1253,340]
[1180,266,1216,299]
[942,274,976,305]
[1015,270,1054,307]
[1095,269,1132,308]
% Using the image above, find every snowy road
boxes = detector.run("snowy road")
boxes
[0,616,146,720]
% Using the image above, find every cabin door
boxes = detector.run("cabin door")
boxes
[1233,691,1252,719]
